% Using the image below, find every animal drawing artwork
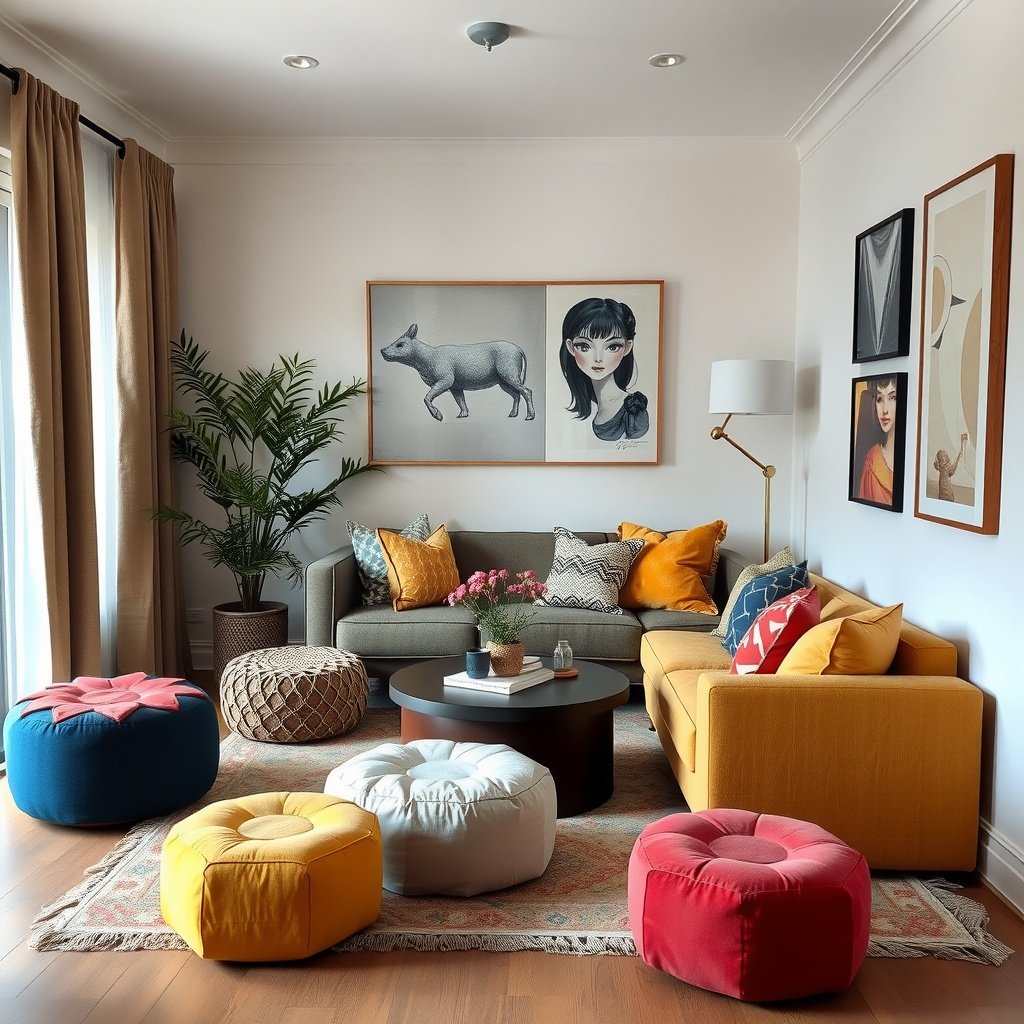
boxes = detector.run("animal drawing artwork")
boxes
[380,323,535,422]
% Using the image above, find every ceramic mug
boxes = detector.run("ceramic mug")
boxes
[465,647,491,679]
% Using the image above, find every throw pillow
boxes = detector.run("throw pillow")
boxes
[347,513,431,605]
[617,520,727,613]
[711,546,796,638]
[720,561,810,656]
[377,524,460,612]
[730,586,820,675]
[777,603,904,676]
[535,527,644,615]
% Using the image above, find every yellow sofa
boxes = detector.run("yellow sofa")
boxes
[641,570,983,871]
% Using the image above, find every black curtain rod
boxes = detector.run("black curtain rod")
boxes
[0,62,126,158]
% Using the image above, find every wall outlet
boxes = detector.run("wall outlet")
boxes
[186,608,205,623]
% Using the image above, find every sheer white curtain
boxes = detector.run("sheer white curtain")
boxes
[82,137,117,676]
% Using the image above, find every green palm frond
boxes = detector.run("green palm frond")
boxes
[155,333,377,611]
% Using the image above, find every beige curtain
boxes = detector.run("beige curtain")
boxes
[11,70,102,682]
[115,139,192,676]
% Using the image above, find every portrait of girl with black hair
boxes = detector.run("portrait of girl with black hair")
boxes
[559,297,649,441]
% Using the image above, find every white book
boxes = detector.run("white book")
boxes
[443,665,554,694]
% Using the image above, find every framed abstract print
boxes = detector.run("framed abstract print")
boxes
[849,372,908,513]
[914,155,1013,534]
[853,208,914,363]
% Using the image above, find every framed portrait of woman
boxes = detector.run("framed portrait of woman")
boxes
[367,280,663,465]
[848,372,908,512]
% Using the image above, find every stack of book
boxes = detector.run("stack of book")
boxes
[444,657,554,694]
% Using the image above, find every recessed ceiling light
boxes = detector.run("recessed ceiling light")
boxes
[649,53,685,68]
[283,55,319,70]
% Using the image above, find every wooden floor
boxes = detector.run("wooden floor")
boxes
[2,689,1023,1023]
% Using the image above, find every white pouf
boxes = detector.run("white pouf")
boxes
[325,739,557,896]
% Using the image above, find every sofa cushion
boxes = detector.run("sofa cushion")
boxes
[778,603,904,676]
[636,609,722,633]
[730,586,820,675]
[378,524,461,612]
[617,521,727,613]
[653,669,702,773]
[712,547,795,639]
[524,606,642,662]
[347,513,431,605]
[721,562,810,655]
[337,605,479,659]
[535,528,643,615]
[641,631,732,690]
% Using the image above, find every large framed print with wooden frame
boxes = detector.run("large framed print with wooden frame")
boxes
[915,155,1013,534]
[849,372,907,513]
[367,280,663,465]
[853,208,914,363]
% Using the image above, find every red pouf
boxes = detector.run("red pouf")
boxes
[628,808,870,1002]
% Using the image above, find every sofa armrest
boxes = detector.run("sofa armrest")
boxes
[693,670,983,870]
[304,545,359,647]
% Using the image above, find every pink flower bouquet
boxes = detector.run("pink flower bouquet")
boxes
[446,568,547,645]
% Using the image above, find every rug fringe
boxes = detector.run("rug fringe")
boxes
[867,878,1014,965]
[334,931,637,956]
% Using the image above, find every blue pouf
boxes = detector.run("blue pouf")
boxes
[3,673,220,826]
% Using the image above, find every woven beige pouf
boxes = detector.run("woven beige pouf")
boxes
[220,646,369,743]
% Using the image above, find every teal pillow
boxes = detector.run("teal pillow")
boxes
[721,561,810,655]
[346,513,431,605]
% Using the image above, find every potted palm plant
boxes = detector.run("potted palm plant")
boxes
[157,332,374,682]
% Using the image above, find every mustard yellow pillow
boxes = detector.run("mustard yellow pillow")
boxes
[617,520,727,613]
[777,603,904,675]
[377,524,460,612]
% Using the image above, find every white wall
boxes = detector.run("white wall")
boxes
[794,0,1024,908]
[170,137,799,648]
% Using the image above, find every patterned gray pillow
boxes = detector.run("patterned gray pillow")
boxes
[346,513,431,605]
[536,528,644,615]
[711,546,795,638]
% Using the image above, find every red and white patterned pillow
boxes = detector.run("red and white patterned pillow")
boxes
[730,586,820,675]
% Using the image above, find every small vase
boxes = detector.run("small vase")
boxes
[486,640,525,677]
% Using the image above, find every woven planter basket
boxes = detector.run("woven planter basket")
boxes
[212,602,288,686]
[220,645,369,743]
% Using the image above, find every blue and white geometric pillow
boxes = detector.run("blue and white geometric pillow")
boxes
[721,561,810,655]
[535,527,645,615]
[346,513,431,605]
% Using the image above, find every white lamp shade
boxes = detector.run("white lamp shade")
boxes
[708,359,794,415]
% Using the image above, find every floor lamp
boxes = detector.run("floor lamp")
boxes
[708,359,794,562]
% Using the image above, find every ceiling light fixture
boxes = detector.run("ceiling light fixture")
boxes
[649,53,685,68]
[283,55,319,70]
[467,22,511,52]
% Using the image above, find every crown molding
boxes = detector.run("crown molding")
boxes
[788,0,978,161]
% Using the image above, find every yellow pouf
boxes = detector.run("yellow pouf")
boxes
[160,792,382,961]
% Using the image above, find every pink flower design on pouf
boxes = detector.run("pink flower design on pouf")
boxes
[16,672,207,723]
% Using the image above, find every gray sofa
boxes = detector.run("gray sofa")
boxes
[304,530,748,684]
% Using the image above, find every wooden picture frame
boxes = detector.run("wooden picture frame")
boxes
[853,208,915,363]
[849,372,908,513]
[366,280,663,465]
[914,155,1014,534]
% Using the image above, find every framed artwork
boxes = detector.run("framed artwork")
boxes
[853,208,914,363]
[914,154,1014,534]
[366,280,663,465]
[849,372,908,512]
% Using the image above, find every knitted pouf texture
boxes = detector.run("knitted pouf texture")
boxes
[220,646,368,743]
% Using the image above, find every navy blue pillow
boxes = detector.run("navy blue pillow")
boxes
[721,561,810,655]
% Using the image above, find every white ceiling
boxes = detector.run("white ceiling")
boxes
[0,0,908,140]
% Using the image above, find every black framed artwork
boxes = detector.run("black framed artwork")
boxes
[849,372,908,512]
[853,208,914,363]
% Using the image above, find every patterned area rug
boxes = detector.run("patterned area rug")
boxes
[28,705,1013,962]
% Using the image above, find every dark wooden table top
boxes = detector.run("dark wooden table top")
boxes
[389,657,630,724]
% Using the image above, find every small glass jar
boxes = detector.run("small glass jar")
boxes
[553,639,573,672]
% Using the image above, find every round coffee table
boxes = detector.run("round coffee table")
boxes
[389,657,630,817]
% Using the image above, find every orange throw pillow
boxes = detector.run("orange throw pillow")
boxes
[377,524,460,612]
[777,603,904,675]
[617,520,727,613]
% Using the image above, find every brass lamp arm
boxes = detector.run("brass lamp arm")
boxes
[710,414,775,561]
